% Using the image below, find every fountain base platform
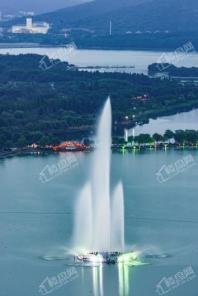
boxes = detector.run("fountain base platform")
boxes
[75,251,139,264]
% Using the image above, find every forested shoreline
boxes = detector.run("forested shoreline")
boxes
[1,54,198,148]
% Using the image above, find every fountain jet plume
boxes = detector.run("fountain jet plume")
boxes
[73,97,125,254]
[111,182,125,252]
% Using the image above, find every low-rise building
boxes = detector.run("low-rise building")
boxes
[133,94,150,102]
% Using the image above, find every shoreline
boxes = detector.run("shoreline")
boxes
[0,43,180,52]
[0,43,71,49]
[1,144,198,159]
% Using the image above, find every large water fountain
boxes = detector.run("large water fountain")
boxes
[73,98,133,263]
[73,98,124,254]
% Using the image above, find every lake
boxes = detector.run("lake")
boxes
[131,109,198,136]
[1,48,198,295]
[0,47,198,74]
[1,151,198,295]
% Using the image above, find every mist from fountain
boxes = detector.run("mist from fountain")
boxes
[73,183,92,251]
[111,182,125,252]
[73,97,125,252]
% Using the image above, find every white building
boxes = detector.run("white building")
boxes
[12,18,49,34]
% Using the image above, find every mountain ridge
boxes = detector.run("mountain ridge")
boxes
[35,0,198,33]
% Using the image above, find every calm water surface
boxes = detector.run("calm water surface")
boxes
[1,151,198,295]
[0,48,198,74]
[131,109,198,136]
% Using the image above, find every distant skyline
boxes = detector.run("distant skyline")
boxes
[0,0,90,15]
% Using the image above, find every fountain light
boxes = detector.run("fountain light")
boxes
[118,252,138,263]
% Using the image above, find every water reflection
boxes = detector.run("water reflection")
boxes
[92,265,104,296]
[91,263,130,296]
[118,263,130,296]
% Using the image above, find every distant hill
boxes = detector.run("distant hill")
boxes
[0,0,90,14]
[36,0,198,34]
[35,0,151,32]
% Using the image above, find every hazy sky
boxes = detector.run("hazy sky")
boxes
[0,0,89,14]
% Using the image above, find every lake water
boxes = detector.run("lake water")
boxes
[1,49,198,295]
[131,109,198,136]
[1,151,198,296]
[0,47,198,74]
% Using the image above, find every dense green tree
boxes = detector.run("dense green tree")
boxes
[1,54,198,148]
[184,130,198,144]
[164,130,175,141]
[17,135,27,147]
[128,136,134,144]
[174,130,186,144]
[153,133,163,142]
[38,136,51,146]
[135,134,153,144]
[14,110,24,119]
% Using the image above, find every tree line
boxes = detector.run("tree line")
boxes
[1,54,198,149]
[117,130,198,145]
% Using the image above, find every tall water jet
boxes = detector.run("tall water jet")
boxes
[91,98,112,251]
[73,97,125,257]
[73,183,92,251]
[111,182,125,252]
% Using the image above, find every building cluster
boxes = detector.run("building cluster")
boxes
[12,18,49,34]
